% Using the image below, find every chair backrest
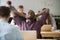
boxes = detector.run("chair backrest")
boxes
[20,31,37,40]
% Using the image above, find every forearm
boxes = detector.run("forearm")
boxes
[35,13,42,17]
[35,10,46,17]
[18,12,26,18]
[37,13,49,25]
[13,11,26,18]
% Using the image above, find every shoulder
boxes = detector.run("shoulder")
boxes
[8,24,19,32]
[9,24,18,29]
[10,6,16,10]
[11,6,15,8]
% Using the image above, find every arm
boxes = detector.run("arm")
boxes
[18,13,26,18]
[35,10,46,17]
[13,15,24,26]
[11,6,26,18]
[35,8,50,26]
[13,11,26,18]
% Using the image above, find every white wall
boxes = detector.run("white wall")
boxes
[0,0,60,15]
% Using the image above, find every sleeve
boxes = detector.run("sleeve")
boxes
[33,13,49,30]
[13,16,22,26]
[11,6,17,11]
[37,13,49,25]
[4,26,24,40]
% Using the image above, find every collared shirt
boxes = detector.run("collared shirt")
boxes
[0,19,23,40]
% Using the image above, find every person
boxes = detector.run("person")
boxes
[0,6,23,40]
[6,1,16,11]
[13,7,49,39]
[6,1,17,23]
[27,10,36,22]
[17,5,26,21]
[11,5,26,30]
[42,8,51,24]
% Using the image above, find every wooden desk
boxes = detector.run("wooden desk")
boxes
[41,31,60,37]
[41,25,60,38]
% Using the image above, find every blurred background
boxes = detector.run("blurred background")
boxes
[0,0,60,15]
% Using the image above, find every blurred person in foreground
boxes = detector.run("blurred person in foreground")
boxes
[0,6,23,40]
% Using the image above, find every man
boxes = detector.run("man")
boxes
[17,5,26,21]
[11,5,26,30]
[6,1,17,23]
[0,6,23,40]
[6,1,16,11]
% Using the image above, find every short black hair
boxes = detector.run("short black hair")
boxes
[0,6,10,17]
[42,8,46,10]
[7,1,11,5]
[19,5,24,8]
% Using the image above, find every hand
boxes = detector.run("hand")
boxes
[40,9,46,14]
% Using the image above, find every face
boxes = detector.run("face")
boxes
[6,4,11,8]
[28,10,35,18]
[18,8,24,13]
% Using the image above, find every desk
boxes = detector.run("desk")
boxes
[41,31,60,37]
[41,25,60,38]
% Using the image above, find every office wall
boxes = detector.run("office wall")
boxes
[0,0,60,15]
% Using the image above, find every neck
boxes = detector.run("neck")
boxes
[0,17,8,21]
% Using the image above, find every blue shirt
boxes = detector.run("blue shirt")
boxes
[0,19,24,40]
